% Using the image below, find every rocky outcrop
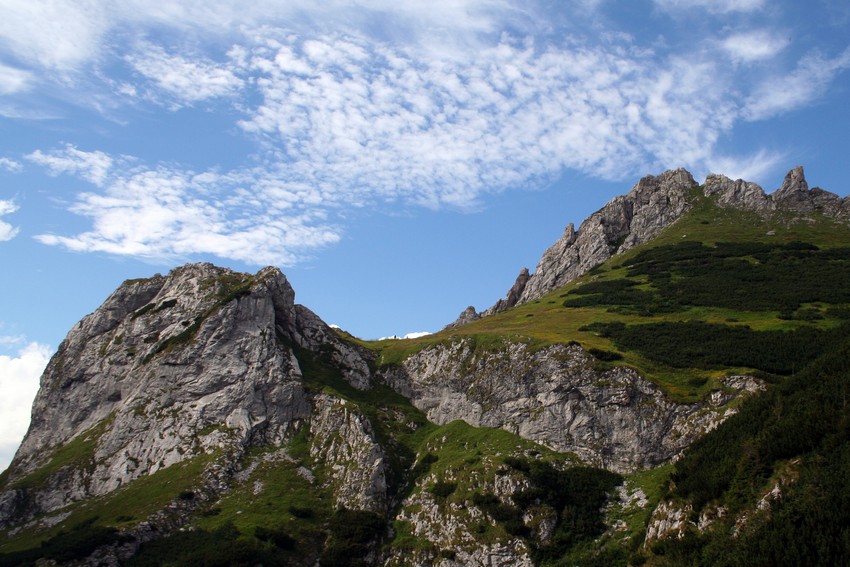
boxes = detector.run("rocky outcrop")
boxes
[444,306,481,330]
[465,169,697,320]
[381,340,758,473]
[703,173,773,211]
[515,169,696,307]
[707,166,847,217]
[0,263,375,527]
[309,395,388,513]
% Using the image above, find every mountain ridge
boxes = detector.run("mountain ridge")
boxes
[2,165,849,566]
[449,166,849,327]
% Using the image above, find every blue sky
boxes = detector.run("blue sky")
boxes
[1,0,849,470]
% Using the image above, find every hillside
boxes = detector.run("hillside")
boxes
[1,167,849,566]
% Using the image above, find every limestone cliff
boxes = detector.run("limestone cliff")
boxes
[381,340,762,473]
[0,263,384,545]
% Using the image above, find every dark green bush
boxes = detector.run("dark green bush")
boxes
[429,481,457,499]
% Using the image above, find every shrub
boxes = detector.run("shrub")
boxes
[429,481,457,499]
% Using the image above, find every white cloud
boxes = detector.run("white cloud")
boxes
[404,331,432,339]
[653,0,765,14]
[0,0,109,70]
[0,199,20,241]
[10,3,849,266]
[0,62,32,94]
[0,157,22,172]
[378,331,433,340]
[237,31,738,205]
[744,48,850,120]
[26,144,113,186]
[34,22,839,266]
[0,342,52,473]
[34,162,341,265]
[705,148,787,184]
[126,44,243,107]
[720,30,789,63]
[0,334,25,346]
[0,0,521,75]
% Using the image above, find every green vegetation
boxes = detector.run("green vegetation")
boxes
[583,320,850,376]
[321,508,386,566]
[641,328,850,565]
[565,240,850,315]
[0,518,126,567]
[129,522,291,567]
[0,450,217,557]
[6,415,114,492]
[502,458,622,563]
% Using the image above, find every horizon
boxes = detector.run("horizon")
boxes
[2,0,850,470]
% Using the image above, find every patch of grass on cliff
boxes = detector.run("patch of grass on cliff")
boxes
[291,342,435,500]
[603,464,675,553]
[409,420,578,506]
[387,420,583,554]
[8,414,115,492]
[0,452,216,555]
[192,446,330,562]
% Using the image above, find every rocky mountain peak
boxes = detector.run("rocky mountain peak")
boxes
[451,168,697,324]
[1,261,375,530]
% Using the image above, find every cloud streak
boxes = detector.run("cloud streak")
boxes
[744,48,850,120]
[27,145,114,186]
[126,44,243,107]
[0,200,20,241]
[33,157,340,265]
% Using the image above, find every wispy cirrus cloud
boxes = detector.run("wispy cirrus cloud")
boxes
[33,155,340,265]
[125,43,243,107]
[720,30,789,64]
[0,62,32,95]
[27,145,114,186]
[0,157,22,172]
[744,47,850,120]
[0,200,20,241]
[238,31,735,202]
[653,0,765,14]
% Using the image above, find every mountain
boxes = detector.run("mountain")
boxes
[452,165,850,324]
[1,167,850,566]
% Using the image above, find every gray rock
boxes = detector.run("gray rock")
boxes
[444,306,481,330]
[309,394,388,513]
[703,173,773,211]
[381,340,749,473]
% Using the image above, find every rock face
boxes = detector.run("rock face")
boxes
[381,340,756,473]
[0,263,379,527]
[460,166,849,323]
